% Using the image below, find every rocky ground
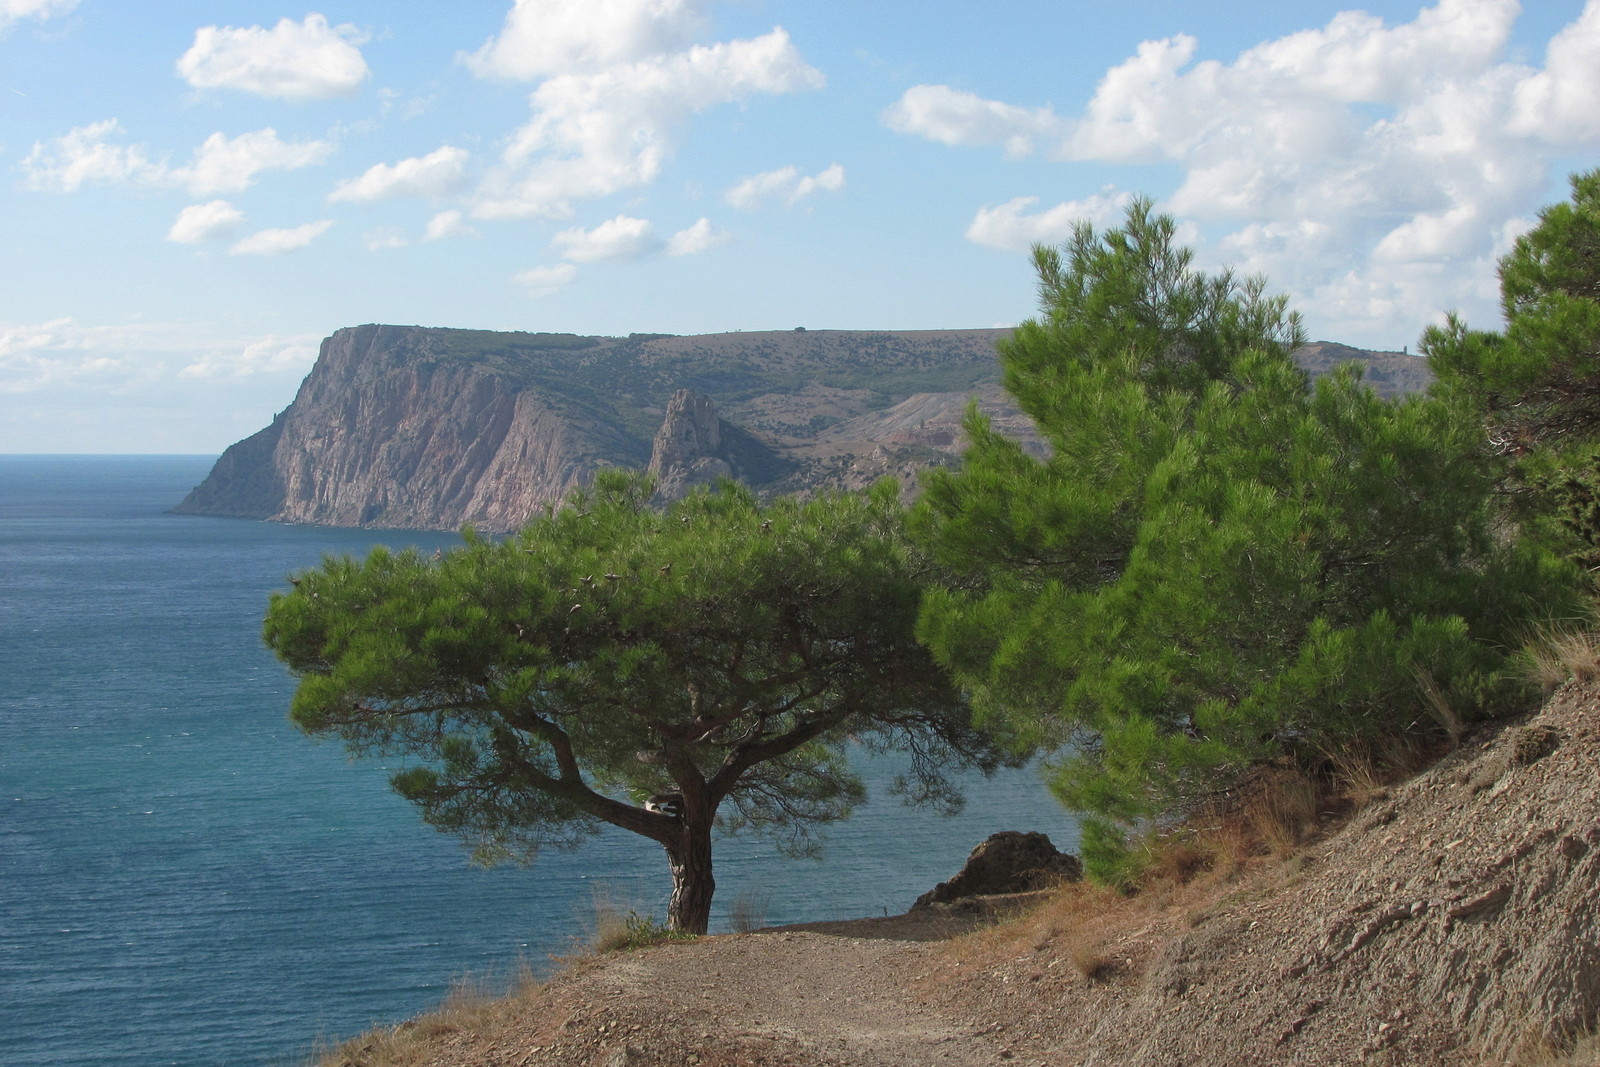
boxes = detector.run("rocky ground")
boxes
[317,681,1600,1067]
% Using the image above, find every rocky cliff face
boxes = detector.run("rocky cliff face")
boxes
[175,324,1431,532]
[174,325,644,530]
[174,324,1020,530]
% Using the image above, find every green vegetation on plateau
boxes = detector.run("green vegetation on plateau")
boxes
[384,327,1003,442]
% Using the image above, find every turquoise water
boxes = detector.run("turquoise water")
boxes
[0,456,1076,1066]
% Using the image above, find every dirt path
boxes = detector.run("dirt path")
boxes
[603,930,998,1066]
[358,904,1061,1067]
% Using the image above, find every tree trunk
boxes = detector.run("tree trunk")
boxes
[664,819,715,934]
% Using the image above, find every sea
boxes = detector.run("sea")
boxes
[0,455,1077,1066]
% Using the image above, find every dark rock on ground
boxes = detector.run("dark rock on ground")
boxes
[913,830,1082,909]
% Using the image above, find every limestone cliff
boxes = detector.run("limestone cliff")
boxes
[175,324,1431,532]
[174,324,642,530]
[174,324,1017,531]
[647,389,794,502]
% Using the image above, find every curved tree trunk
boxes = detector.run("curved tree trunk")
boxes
[664,819,715,934]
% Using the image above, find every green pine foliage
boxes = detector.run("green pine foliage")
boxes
[263,471,1009,933]
[913,200,1576,882]
[1425,169,1600,569]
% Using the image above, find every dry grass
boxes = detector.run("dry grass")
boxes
[307,964,543,1067]
[589,901,636,954]
[1416,669,1467,745]
[1246,768,1323,859]
[1522,626,1600,694]
[1497,1027,1600,1066]
[1065,932,1115,983]
[727,885,772,934]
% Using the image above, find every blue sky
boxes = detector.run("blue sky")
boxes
[3,0,1597,453]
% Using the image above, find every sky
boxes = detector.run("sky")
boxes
[2,0,1598,453]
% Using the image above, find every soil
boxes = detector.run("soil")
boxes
[321,681,1600,1067]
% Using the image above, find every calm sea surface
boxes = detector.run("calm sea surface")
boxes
[0,455,1076,1066]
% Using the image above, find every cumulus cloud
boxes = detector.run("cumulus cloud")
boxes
[550,213,728,262]
[725,163,844,210]
[20,119,165,191]
[329,146,471,202]
[465,0,706,80]
[21,121,331,195]
[1509,1,1600,143]
[423,210,475,241]
[178,129,332,195]
[229,220,334,256]
[883,85,1063,158]
[467,2,824,221]
[665,217,728,256]
[965,191,1136,251]
[0,0,77,31]
[176,14,369,101]
[166,200,246,244]
[551,214,661,261]
[887,0,1600,347]
[514,263,578,296]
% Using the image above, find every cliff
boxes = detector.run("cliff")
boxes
[175,324,1430,531]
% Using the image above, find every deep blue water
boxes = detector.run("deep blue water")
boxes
[0,456,1076,1066]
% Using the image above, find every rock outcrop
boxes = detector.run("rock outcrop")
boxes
[913,830,1083,909]
[647,389,792,502]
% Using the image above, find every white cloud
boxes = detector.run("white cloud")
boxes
[965,191,1136,251]
[329,146,471,202]
[0,317,316,393]
[177,128,332,195]
[363,210,477,251]
[178,335,319,379]
[0,318,129,393]
[471,27,824,220]
[177,14,369,101]
[20,119,165,191]
[883,85,1064,158]
[1510,1,1600,143]
[515,263,578,296]
[229,220,334,256]
[888,0,1600,347]
[665,217,728,256]
[423,209,474,242]
[552,214,661,261]
[166,200,246,244]
[465,0,706,80]
[549,214,727,261]
[725,163,844,210]
[22,122,331,195]
[0,0,77,31]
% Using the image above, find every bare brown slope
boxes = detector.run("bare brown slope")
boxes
[313,681,1598,1067]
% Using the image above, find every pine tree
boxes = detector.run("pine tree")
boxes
[264,472,1008,933]
[1425,168,1600,568]
[913,200,1572,882]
